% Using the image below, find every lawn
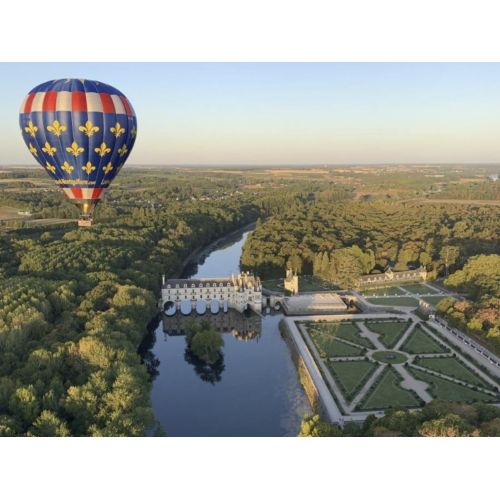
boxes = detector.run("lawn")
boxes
[400,284,437,295]
[408,367,497,403]
[358,367,422,410]
[309,322,374,348]
[261,279,285,292]
[364,320,410,348]
[419,295,452,306]
[299,275,340,292]
[362,286,406,297]
[367,297,419,307]
[400,325,449,354]
[327,360,377,400]
[413,357,493,389]
[308,330,365,358]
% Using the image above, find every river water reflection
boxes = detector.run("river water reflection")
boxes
[147,229,310,436]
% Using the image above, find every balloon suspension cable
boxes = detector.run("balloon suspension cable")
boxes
[77,200,97,227]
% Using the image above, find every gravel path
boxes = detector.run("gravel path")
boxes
[393,364,432,402]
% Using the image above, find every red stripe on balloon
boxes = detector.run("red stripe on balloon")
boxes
[119,96,133,116]
[24,93,36,113]
[72,92,88,112]
[92,188,103,199]
[43,91,58,112]
[99,93,115,113]
[71,187,83,199]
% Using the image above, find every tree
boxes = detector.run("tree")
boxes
[480,418,500,436]
[190,327,224,364]
[8,385,40,428]
[28,410,70,437]
[418,414,478,437]
[439,245,460,276]
[298,414,342,437]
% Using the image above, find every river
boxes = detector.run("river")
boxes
[146,228,311,436]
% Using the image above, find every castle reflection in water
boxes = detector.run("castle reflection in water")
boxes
[162,309,262,342]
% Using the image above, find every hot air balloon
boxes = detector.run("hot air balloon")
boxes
[19,79,137,227]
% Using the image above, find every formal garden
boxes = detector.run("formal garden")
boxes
[360,282,455,310]
[298,316,500,417]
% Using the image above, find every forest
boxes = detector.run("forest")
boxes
[299,400,500,437]
[437,254,500,351]
[241,199,499,287]
[0,169,306,436]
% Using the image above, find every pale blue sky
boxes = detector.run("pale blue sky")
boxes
[4,62,500,164]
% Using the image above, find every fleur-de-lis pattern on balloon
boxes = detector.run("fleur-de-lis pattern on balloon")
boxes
[95,142,111,157]
[45,162,56,174]
[42,141,56,157]
[66,141,84,157]
[82,161,96,175]
[103,162,113,174]
[131,126,137,138]
[25,121,38,137]
[118,144,128,157]
[61,161,74,174]
[110,122,125,138]
[47,120,66,136]
[28,143,38,156]
[79,120,100,137]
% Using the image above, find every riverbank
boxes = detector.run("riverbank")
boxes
[178,221,257,278]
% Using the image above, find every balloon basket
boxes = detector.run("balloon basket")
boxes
[78,219,93,228]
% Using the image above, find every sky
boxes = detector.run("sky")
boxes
[3,62,500,165]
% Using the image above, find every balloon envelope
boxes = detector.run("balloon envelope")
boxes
[19,79,137,225]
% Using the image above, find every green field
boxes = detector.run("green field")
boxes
[413,357,492,388]
[328,360,377,400]
[308,330,365,358]
[365,320,410,348]
[299,275,340,292]
[408,367,497,403]
[358,367,422,410]
[261,278,285,292]
[400,284,437,295]
[308,322,374,348]
[367,297,419,307]
[401,325,449,354]
[372,350,408,364]
[419,295,451,306]
[362,286,406,297]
